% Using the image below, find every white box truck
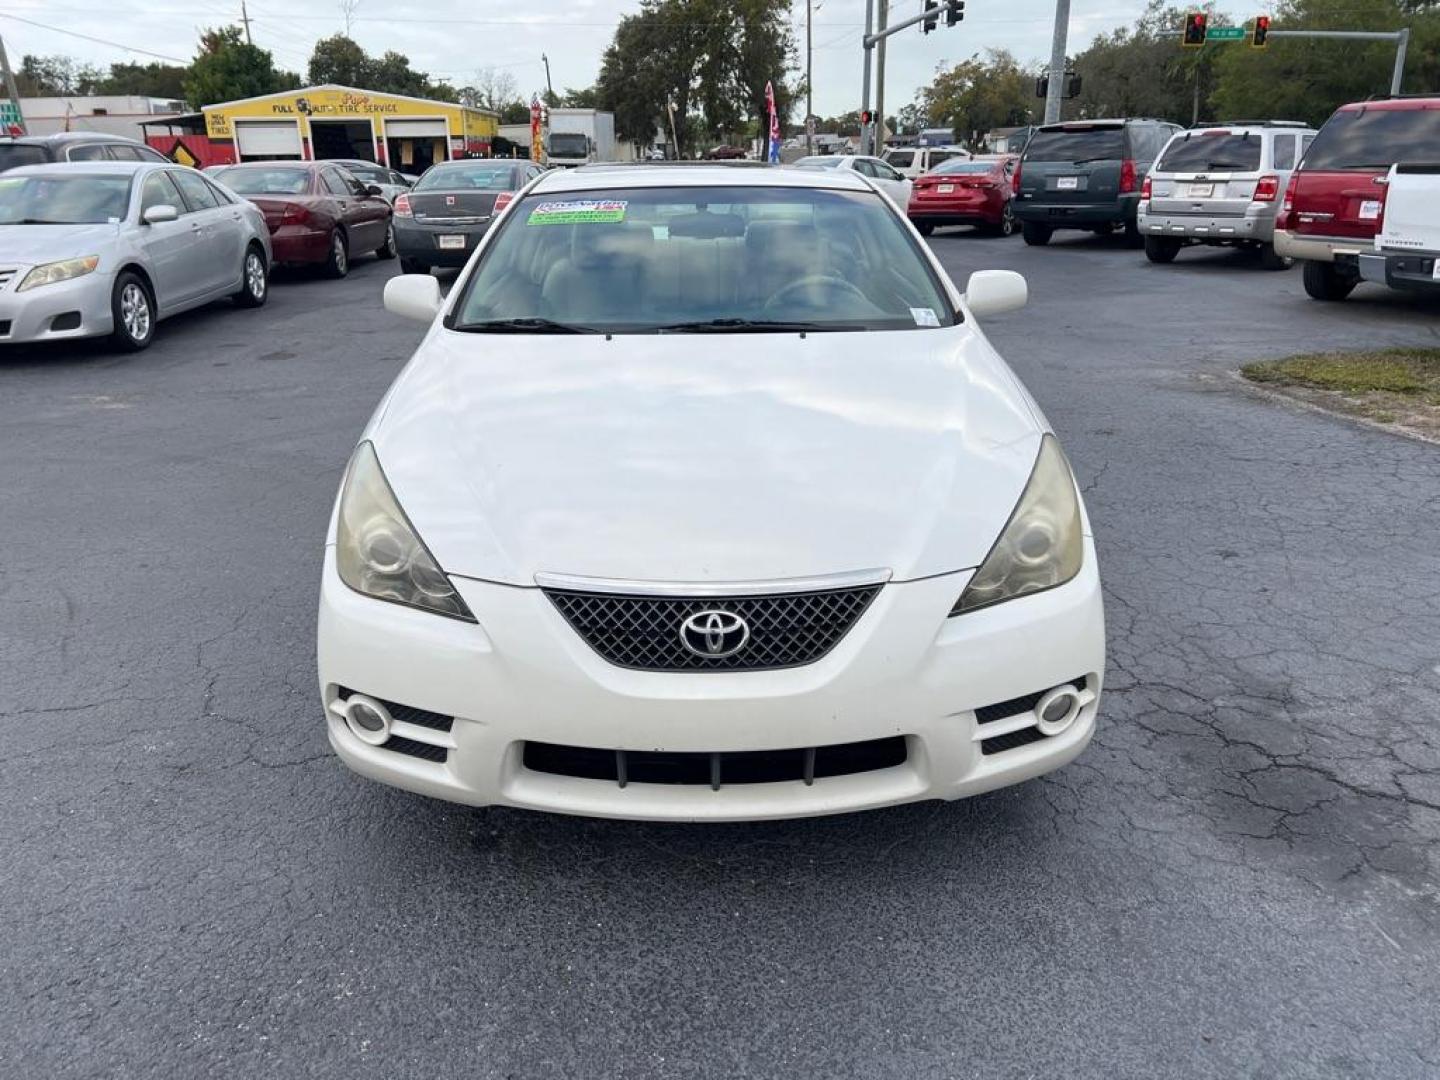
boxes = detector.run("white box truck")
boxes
[547,108,625,167]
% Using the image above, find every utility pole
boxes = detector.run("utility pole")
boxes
[859,0,963,156]
[0,35,24,135]
[859,0,874,155]
[874,0,887,155]
[541,53,553,101]
[805,0,813,155]
[241,0,254,45]
[1043,0,1070,124]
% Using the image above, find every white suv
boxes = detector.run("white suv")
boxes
[1138,121,1316,269]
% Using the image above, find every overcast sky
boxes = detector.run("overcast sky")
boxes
[1,0,1247,118]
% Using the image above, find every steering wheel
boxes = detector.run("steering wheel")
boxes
[764,274,870,312]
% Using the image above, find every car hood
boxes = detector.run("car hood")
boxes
[0,223,120,266]
[366,326,1046,586]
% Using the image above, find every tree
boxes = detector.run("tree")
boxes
[367,50,431,97]
[561,86,600,108]
[185,27,299,108]
[499,101,532,124]
[921,49,1037,144]
[470,66,521,112]
[97,62,189,99]
[308,34,370,86]
[16,55,104,95]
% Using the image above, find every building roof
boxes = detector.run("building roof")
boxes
[201,84,499,119]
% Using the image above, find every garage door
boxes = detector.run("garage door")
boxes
[385,119,448,138]
[235,120,302,159]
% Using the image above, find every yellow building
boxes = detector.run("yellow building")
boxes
[200,84,500,172]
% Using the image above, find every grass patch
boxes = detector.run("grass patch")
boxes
[1241,347,1440,440]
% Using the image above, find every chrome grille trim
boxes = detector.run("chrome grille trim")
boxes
[544,584,882,672]
[534,567,891,597]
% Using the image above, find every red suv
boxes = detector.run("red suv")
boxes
[1276,96,1440,300]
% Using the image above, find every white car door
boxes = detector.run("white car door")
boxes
[869,158,912,206]
[169,168,235,297]
[136,170,202,310]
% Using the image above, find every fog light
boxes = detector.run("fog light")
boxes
[1034,684,1083,736]
[342,693,392,745]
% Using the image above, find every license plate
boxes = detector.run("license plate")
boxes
[937,183,955,193]
[1186,183,1214,198]
[1358,199,1383,221]
[1056,176,1079,190]
[438,235,466,250]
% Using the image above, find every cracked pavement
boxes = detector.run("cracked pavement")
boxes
[1,237,1437,1078]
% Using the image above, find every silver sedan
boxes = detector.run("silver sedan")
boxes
[0,161,272,351]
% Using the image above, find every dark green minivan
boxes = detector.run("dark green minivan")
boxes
[1012,118,1181,247]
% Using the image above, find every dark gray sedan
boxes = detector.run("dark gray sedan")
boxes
[393,160,544,273]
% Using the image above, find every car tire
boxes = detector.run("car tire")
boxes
[992,203,1016,237]
[233,244,268,308]
[1302,259,1356,301]
[109,271,155,352]
[323,230,349,279]
[1258,243,1293,271]
[375,222,397,260]
[1144,235,1181,264]
[399,257,429,275]
[1022,222,1052,246]
[914,222,935,237]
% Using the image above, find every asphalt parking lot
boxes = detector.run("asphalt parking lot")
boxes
[3,234,1438,1078]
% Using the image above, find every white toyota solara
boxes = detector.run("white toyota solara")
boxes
[318,163,1104,822]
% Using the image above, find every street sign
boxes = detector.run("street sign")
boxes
[805,115,817,137]
[1207,26,1247,39]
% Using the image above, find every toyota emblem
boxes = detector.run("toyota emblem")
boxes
[679,610,750,659]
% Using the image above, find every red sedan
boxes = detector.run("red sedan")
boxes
[908,155,1019,237]
[210,161,394,277]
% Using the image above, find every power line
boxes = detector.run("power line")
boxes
[0,11,189,62]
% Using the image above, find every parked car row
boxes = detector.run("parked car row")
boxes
[0,153,541,352]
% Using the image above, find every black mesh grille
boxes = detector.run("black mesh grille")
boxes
[337,687,452,733]
[544,585,881,672]
[523,736,907,787]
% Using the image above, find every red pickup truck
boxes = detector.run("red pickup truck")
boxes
[1275,96,1440,301]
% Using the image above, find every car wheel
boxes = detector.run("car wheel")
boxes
[1258,243,1293,271]
[1021,222,1052,246]
[1144,235,1181,264]
[109,272,155,352]
[994,202,1016,237]
[234,245,268,307]
[1302,259,1356,301]
[324,230,349,279]
[375,222,397,260]
[914,221,935,237]
[399,257,429,275]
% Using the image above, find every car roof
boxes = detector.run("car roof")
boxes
[0,131,138,146]
[5,160,172,176]
[1337,96,1440,112]
[530,162,871,194]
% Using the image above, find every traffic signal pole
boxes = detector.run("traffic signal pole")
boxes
[1264,29,1409,96]
[859,0,963,154]
[1043,0,1072,124]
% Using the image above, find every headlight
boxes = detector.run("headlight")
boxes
[17,255,100,292]
[951,434,1083,614]
[335,441,476,621]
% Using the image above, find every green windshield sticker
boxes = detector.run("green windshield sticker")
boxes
[528,199,628,225]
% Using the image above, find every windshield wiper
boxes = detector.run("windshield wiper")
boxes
[1204,161,1251,170]
[1070,157,1113,165]
[455,317,597,334]
[653,318,834,334]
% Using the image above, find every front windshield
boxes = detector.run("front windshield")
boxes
[415,164,522,191]
[213,167,310,195]
[550,134,589,157]
[0,173,131,224]
[451,184,956,334]
[793,156,842,169]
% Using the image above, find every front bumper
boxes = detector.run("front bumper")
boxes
[1358,250,1440,292]
[0,267,114,344]
[1138,204,1275,243]
[395,219,491,266]
[316,543,1106,822]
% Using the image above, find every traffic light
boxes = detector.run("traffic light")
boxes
[922,0,939,34]
[945,0,965,26]
[861,109,873,127]
[1182,12,1208,47]
[1252,15,1270,48]
[1065,72,1082,98]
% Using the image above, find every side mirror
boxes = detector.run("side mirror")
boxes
[964,269,1027,317]
[384,273,443,323]
[142,204,179,225]
[365,183,384,197]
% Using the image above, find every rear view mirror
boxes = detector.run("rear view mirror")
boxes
[365,184,384,197]
[384,274,443,323]
[965,270,1027,316]
[142,204,179,224]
